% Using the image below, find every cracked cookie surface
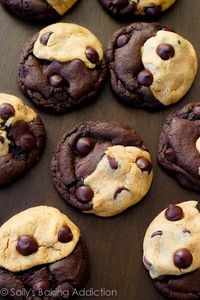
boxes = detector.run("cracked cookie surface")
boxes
[51,121,153,217]
[106,22,197,110]
[1,0,78,22]
[18,23,107,113]
[0,93,45,187]
[143,201,200,299]
[98,0,176,19]
[158,102,200,192]
[0,206,89,299]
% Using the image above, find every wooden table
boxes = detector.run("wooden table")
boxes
[0,1,199,299]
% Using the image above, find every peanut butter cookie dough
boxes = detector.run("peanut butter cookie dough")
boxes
[0,206,89,299]
[98,0,176,19]
[51,121,153,217]
[143,201,200,299]
[0,93,45,187]
[106,22,197,110]
[18,23,107,113]
[1,0,78,22]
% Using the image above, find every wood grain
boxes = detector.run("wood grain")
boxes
[0,0,200,299]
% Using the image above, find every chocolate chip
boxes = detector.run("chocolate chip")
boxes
[183,229,191,234]
[178,40,181,45]
[58,226,73,243]
[50,74,65,88]
[0,135,4,144]
[112,0,128,8]
[33,280,51,292]
[75,186,94,203]
[114,187,130,200]
[136,157,152,174]
[157,43,175,60]
[165,204,183,221]
[164,148,176,163]
[19,133,36,152]
[145,5,161,16]
[40,32,53,45]
[76,137,94,156]
[173,249,193,269]
[192,104,200,115]
[143,257,153,270]
[151,230,163,238]
[117,35,130,48]
[137,70,153,86]
[0,103,15,120]
[16,235,38,256]
[85,48,99,64]
[108,156,118,169]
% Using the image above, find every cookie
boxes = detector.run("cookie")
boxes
[0,206,89,299]
[51,121,153,217]
[158,102,200,192]
[1,0,78,22]
[99,0,176,19]
[106,22,198,110]
[0,93,45,187]
[17,23,107,113]
[143,200,200,300]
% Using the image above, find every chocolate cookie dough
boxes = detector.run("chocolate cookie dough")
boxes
[143,201,200,300]
[106,22,198,110]
[1,0,78,22]
[99,0,176,19]
[0,93,45,187]
[0,206,89,299]
[51,121,153,217]
[158,102,200,192]
[18,23,107,113]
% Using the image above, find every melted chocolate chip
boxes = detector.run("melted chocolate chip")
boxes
[16,235,38,256]
[58,226,73,243]
[0,135,4,144]
[173,249,193,269]
[19,133,36,152]
[157,43,175,60]
[112,0,128,8]
[117,35,130,48]
[108,156,118,169]
[50,74,65,88]
[114,187,130,200]
[137,70,153,86]
[165,204,183,221]
[151,230,163,238]
[33,280,51,292]
[164,148,177,163]
[40,32,53,45]
[85,48,99,64]
[9,120,29,138]
[136,157,152,174]
[145,5,161,16]
[76,137,94,156]
[192,104,200,115]
[75,186,94,203]
[0,103,15,120]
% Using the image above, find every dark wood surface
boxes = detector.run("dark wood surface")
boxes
[0,1,200,299]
